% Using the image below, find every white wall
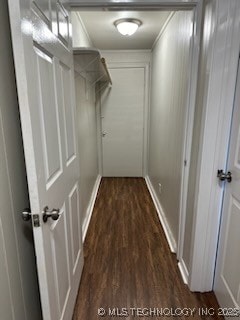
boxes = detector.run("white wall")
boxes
[71,12,93,47]
[148,11,193,247]
[72,15,99,240]
[0,1,42,319]
[101,50,152,64]
[74,73,99,240]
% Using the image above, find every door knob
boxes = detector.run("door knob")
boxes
[22,208,31,221]
[42,206,60,223]
[102,131,107,137]
[217,170,232,183]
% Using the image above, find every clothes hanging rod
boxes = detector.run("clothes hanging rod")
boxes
[101,57,112,85]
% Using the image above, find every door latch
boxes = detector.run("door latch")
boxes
[217,169,232,183]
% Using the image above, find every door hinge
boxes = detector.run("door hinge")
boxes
[184,160,187,167]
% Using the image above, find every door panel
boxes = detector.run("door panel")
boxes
[34,0,51,24]
[69,183,81,272]
[101,67,145,177]
[50,209,70,315]
[214,59,240,314]
[56,3,70,45]
[234,125,240,168]
[222,197,240,303]
[8,0,83,319]
[60,63,76,163]
[35,47,63,184]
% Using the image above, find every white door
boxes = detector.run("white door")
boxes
[8,1,83,320]
[101,67,145,177]
[214,59,240,316]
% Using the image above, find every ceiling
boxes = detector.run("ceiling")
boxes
[77,11,172,50]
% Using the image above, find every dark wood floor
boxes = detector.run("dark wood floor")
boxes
[73,178,222,319]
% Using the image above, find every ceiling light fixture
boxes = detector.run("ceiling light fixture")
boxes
[114,19,142,36]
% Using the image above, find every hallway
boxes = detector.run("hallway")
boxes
[73,178,221,319]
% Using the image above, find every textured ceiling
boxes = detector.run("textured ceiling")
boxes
[77,11,172,50]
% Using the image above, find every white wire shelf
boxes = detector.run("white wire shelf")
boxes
[73,47,112,88]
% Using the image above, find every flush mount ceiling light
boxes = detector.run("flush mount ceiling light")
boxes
[114,19,142,36]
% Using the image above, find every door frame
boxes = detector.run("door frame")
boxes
[176,1,203,284]
[189,0,240,292]
[96,57,150,177]
[70,0,203,289]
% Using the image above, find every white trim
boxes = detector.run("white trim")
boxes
[189,0,240,292]
[178,260,189,285]
[82,175,102,242]
[96,85,103,176]
[152,12,175,50]
[145,176,177,253]
[145,56,152,180]
[75,12,93,47]
[177,0,202,264]
[143,63,150,178]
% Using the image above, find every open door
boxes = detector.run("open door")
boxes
[8,0,83,319]
[214,58,240,312]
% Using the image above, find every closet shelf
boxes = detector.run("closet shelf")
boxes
[73,47,112,87]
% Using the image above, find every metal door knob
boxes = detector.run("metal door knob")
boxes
[217,170,232,183]
[42,206,60,223]
[22,208,31,221]
[102,131,107,137]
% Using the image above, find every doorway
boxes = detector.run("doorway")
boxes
[72,5,198,283]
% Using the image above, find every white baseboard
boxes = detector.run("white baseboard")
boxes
[178,260,189,285]
[145,176,177,253]
[82,175,102,242]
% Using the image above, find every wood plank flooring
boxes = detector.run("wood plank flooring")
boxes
[73,178,222,319]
